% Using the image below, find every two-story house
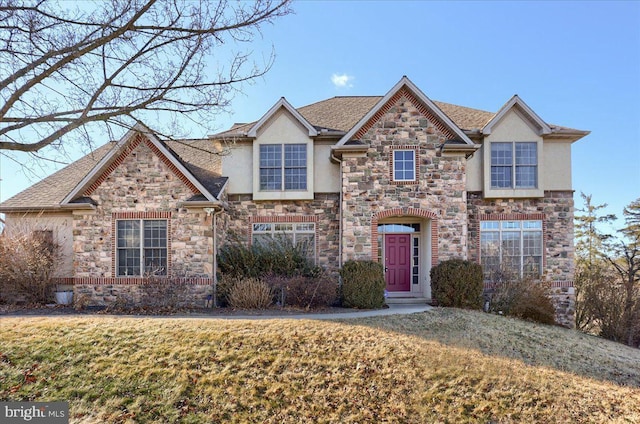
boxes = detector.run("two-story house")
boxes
[0,76,588,325]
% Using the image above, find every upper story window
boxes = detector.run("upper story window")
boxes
[259,144,307,191]
[480,220,542,280]
[392,149,416,182]
[116,220,167,276]
[491,142,537,189]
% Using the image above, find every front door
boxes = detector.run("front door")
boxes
[384,234,412,292]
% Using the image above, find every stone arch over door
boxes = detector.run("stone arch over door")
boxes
[371,207,439,268]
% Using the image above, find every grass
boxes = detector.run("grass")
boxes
[0,309,638,423]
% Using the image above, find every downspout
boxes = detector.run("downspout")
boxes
[204,207,224,307]
[331,152,343,268]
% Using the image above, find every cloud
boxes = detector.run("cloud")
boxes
[331,73,354,88]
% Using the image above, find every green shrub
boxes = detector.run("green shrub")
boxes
[227,277,273,309]
[266,274,338,309]
[339,260,386,309]
[218,235,317,279]
[430,259,483,309]
[490,277,556,325]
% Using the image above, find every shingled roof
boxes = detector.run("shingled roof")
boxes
[213,95,499,138]
[0,137,226,211]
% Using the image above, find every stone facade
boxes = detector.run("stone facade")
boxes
[467,190,576,326]
[341,90,468,264]
[224,193,340,271]
[467,190,575,283]
[70,135,214,306]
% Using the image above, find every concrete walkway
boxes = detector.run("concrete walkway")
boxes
[184,304,432,320]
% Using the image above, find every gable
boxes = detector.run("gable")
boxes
[484,108,542,142]
[337,76,475,146]
[256,108,314,143]
[61,124,220,206]
[84,134,201,197]
[354,86,458,141]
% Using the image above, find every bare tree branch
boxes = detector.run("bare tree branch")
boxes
[0,0,292,155]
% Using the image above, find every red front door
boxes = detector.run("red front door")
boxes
[385,234,412,292]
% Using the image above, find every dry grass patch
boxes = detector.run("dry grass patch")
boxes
[0,311,638,423]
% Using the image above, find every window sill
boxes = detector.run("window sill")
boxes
[253,190,314,201]
[483,188,544,199]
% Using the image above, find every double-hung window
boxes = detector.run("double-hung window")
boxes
[252,222,315,260]
[392,150,416,182]
[491,142,537,189]
[259,144,307,191]
[480,220,543,279]
[116,220,167,276]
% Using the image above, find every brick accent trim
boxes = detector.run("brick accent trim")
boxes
[477,213,547,269]
[84,134,200,196]
[354,86,457,140]
[371,208,439,267]
[389,146,420,185]
[53,277,212,286]
[111,212,173,278]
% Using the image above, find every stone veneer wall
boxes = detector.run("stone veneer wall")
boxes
[467,190,576,327]
[341,91,468,263]
[224,193,340,271]
[71,136,214,306]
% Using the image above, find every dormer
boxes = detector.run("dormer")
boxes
[250,98,316,201]
[481,95,549,199]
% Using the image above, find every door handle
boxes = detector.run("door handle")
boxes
[384,267,389,272]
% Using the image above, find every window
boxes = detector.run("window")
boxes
[252,222,315,259]
[259,144,307,191]
[116,220,167,276]
[480,220,542,279]
[491,142,537,189]
[392,150,416,181]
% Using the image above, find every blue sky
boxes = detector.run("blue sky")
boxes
[1,0,639,232]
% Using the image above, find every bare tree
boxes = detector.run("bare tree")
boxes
[0,0,292,158]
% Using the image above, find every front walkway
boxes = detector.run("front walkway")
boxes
[180,304,432,320]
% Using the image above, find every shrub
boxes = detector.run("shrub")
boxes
[138,275,189,309]
[0,227,60,304]
[339,260,386,309]
[218,235,317,279]
[430,259,483,309]
[490,277,556,325]
[266,274,338,309]
[227,277,273,309]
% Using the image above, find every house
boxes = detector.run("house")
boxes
[0,76,588,325]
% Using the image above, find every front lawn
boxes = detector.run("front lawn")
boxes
[1,309,639,423]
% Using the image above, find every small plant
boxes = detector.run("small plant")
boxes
[340,260,386,309]
[489,274,557,325]
[430,259,483,309]
[227,277,273,309]
[266,274,338,309]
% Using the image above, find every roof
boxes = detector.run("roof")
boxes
[211,96,530,139]
[0,135,226,211]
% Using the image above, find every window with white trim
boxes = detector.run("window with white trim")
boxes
[491,142,537,189]
[259,144,307,191]
[392,150,416,182]
[480,220,542,279]
[252,222,315,260]
[116,220,167,276]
